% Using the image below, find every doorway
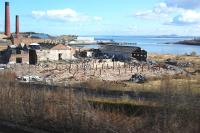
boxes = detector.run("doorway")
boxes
[58,53,62,60]
[29,49,37,65]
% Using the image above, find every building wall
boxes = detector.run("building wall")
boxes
[9,51,29,64]
[77,37,94,41]
[100,45,147,61]
[86,51,93,57]
[36,49,76,62]
[100,45,133,59]
[0,50,10,64]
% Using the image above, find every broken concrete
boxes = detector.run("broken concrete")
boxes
[130,74,146,83]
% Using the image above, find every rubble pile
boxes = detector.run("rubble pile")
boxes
[5,56,194,84]
[130,74,146,83]
[165,58,177,66]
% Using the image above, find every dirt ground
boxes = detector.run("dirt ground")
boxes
[6,53,198,84]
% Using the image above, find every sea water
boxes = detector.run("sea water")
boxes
[82,36,200,55]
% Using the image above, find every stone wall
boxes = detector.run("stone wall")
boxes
[36,49,76,62]
[9,51,29,64]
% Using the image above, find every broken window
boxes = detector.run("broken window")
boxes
[16,57,22,63]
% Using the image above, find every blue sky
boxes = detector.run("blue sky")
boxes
[0,0,200,36]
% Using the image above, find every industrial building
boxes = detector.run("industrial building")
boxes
[29,44,76,64]
[100,44,147,61]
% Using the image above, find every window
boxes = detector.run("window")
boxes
[16,58,22,63]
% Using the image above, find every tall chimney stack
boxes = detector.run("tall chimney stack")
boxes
[5,2,10,36]
[16,15,19,38]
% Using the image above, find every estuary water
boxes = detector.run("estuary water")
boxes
[85,36,200,55]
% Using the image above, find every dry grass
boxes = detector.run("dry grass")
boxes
[0,71,200,133]
[82,76,200,95]
[0,71,142,133]
[149,53,200,73]
[88,96,159,107]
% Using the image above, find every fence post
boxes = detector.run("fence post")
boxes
[69,63,71,73]
[76,64,79,72]
[142,64,144,72]
[113,61,114,70]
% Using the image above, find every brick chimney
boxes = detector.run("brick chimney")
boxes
[16,15,19,38]
[5,2,10,36]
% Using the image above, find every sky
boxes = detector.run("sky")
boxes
[0,0,200,36]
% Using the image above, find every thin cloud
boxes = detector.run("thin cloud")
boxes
[93,16,103,21]
[165,0,200,9]
[32,8,102,22]
[134,3,175,20]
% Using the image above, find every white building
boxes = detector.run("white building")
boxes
[69,36,97,44]
[29,44,76,64]
[77,37,95,41]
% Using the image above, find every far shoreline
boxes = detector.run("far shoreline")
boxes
[148,52,200,58]
[166,39,200,46]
